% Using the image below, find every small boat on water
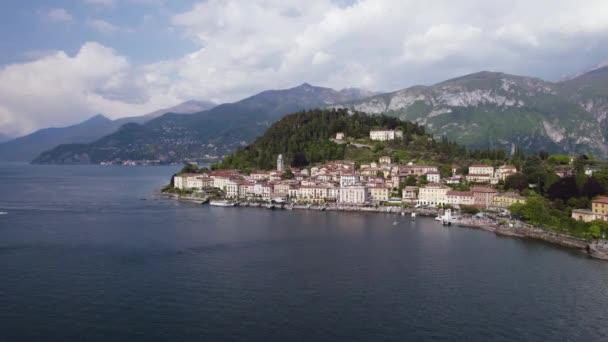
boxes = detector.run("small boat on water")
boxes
[436,209,453,226]
[0,211,7,215]
[411,212,416,220]
[209,200,237,207]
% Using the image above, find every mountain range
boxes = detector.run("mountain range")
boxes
[0,100,216,162]
[32,84,376,164]
[336,69,608,156]
[21,65,608,164]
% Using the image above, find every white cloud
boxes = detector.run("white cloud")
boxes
[4,0,608,136]
[0,43,177,136]
[44,8,73,23]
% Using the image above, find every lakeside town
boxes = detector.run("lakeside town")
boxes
[168,129,608,226]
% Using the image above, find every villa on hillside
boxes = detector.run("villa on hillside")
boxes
[369,129,403,141]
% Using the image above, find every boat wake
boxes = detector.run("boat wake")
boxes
[0,211,8,215]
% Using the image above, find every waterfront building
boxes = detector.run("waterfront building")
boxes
[472,187,497,208]
[368,186,390,203]
[238,180,255,198]
[446,191,475,207]
[571,209,597,222]
[225,181,239,198]
[592,197,608,220]
[273,182,294,196]
[417,183,450,206]
[369,129,403,141]
[173,173,197,190]
[173,174,212,190]
[573,197,608,222]
[338,186,368,204]
[335,132,345,140]
[402,186,418,201]
[493,192,526,208]
[253,183,272,198]
[298,185,329,202]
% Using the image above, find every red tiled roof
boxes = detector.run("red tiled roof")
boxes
[472,187,497,193]
[447,191,473,197]
[593,196,608,205]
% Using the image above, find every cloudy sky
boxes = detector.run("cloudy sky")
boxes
[1,0,608,137]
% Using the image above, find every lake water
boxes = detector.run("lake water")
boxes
[1,163,608,341]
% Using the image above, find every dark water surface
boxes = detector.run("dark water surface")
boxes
[1,163,608,341]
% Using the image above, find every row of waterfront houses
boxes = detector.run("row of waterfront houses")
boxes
[173,155,526,209]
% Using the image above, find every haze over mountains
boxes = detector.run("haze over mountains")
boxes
[8,64,608,164]
[0,100,216,162]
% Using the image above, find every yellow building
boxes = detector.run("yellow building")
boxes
[417,183,449,206]
[493,192,527,208]
[368,186,390,203]
[592,197,608,217]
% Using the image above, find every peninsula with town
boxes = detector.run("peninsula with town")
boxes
[163,108,608,260]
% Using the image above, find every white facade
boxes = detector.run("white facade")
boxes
[369,130,404,141]
[277,154,284,172]
[426,172,440,183]
[468,165,494,176]
[335,132,345,140]
[339,186,368,204]
[417,183,449,205]
[340,174,360,187]
[379,156,391,165]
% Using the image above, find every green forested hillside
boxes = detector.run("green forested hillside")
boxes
[214,108,506,171]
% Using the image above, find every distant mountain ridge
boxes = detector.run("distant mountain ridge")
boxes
[335,69,608,157]
[0,100,216,162]
[32,84,376,164]
[30,67,608,164]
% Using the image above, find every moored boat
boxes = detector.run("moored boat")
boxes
[209,200,237,207]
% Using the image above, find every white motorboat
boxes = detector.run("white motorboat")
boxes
[209,200,237,207]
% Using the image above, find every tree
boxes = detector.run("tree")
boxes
[581,177,605,198]
[592,169,608,193]
[281,168,295,180]
[547,176,579,202]
[179,163,198,174]
[504,173,528,192]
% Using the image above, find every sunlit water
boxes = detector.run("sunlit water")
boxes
[1,163,607,341]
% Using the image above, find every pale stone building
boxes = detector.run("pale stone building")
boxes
[417,183,450,206]
[338,186,368,204]
[369,129,403,141]
[426,171,440,183]
[446,191,475,207]
[340,173,360,187]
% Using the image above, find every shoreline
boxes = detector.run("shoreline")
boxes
[161,193,608,261]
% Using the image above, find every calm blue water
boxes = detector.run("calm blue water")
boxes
[1,163,608,341]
